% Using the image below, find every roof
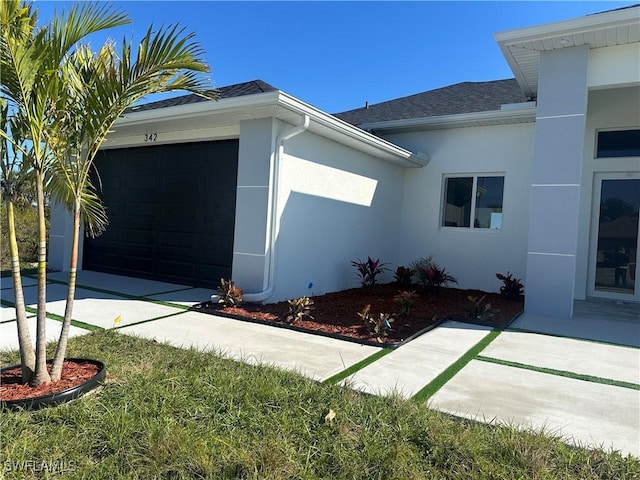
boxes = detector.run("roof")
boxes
[333,79,528,126]
[127,79,277,113]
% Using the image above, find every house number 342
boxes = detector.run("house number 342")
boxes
[144,132,158,142]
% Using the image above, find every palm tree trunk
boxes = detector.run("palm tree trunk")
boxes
[50,200,80,381]
[6,200,36,383]
[31,173,51,386]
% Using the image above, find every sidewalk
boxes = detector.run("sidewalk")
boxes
[1,271,638,456]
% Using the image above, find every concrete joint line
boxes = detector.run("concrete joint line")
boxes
[323,348,393,385]
[412,329,502,403]
[113,309,190,331]
[527,252,575,257]
[507,326,638,349]
[476,355,640,391]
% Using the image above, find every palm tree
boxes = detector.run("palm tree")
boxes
[1,0,130,385]
[1,1,215,386]
[0,101,35,383]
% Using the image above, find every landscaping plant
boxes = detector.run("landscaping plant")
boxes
[467,295,497,320]
[496,271,524,299]
[217,278,244,307]
[358,304,394,338]
[285,296,315,324]
[411,257,456,291]
[410,255,434,289]
[394,290,417,317]
[424,263,458,291]
[393,265,415,287]
[351,256,389,288]
[0,0,215,385]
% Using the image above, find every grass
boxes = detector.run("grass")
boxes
[2,332,639,479]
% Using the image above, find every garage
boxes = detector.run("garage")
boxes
[83,139,239,288]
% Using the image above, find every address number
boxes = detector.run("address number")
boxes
[144,133,158,142]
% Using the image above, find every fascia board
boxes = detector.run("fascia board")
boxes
[494,7,640,46]
[114,90,282,126]
[359,108,537,132]
[275,91,426,166]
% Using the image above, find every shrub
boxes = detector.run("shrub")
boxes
[351,256,389,288]
[285,296,314,324]
[410,256,434,289]
[467,295,497,320]
[394,266,415,287]
[424,264,457,290]
[496,272,524,299]
[217,278,243,307]
[394,290,417,317]
[357,304,394,339]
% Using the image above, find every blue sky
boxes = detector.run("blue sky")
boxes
[33,1,632,113]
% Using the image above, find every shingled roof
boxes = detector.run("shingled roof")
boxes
[127,79,277,113]
[333,78,528,126]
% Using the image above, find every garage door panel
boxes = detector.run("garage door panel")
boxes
[84,140,238,288]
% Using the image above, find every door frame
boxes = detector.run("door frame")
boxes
[587,172,640,302]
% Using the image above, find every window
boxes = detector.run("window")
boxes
[596,129,640,158]
[442,175,504,229]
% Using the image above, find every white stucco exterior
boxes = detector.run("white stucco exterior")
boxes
[47,6,639,317]
[383,123,535,293]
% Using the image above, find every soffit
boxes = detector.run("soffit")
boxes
[495,6,640,98]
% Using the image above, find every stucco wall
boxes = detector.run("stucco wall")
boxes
[270,122,405,301]
[384,123,535,293]
[575,86,640,299]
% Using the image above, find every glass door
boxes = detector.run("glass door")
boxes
[589,174,640,301]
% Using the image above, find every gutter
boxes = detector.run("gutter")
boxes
[212,114,311,304]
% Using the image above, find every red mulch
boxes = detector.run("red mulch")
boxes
[1,360,100,402]
[192,283,524,346]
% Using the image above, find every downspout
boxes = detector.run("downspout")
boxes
[240,114,310,303]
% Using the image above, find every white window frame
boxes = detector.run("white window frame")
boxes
[440,173,505,231]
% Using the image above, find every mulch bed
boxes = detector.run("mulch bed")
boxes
[1,360,101,402]
[192,283,524,347]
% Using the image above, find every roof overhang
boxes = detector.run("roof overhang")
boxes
[359,105,537,134]
[494,5,640,99]
[106,90,427,168]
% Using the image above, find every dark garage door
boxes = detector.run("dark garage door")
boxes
[83,140,238,288]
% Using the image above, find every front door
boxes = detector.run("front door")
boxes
[589,173,640,301]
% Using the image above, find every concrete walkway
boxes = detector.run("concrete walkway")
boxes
[1,271,638,457]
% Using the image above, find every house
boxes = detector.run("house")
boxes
[49,5,640,319]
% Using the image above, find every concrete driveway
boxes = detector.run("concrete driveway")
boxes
[1,271,638,457]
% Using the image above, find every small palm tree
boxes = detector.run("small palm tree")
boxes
[1,0,216,386]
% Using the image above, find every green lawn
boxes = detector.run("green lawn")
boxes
[1,331,638,479]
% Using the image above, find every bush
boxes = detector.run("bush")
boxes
[216,278,243,307]
[285,296,314,324]
[394,266,415,287]
[394,290,417,317]
[358,304,394,339]
[411,256,456,291]
[351,256,389,288]
[496,272,524,299]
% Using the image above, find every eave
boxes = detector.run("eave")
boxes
[359,106,537,134]
[106,90,427,168]
[495,5,640,98]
